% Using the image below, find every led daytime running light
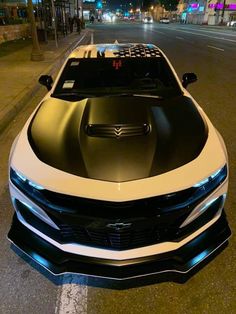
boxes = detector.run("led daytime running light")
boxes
[193,167,224,188]
[15,170,44,190]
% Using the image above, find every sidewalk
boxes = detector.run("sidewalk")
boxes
[198,24,236,32]
[0,30,88,134]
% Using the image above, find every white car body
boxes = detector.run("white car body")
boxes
[8,43,231,280]
[227,20,236,27]
[160,18,170,24]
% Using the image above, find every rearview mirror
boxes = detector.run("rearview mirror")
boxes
[39,75,53,91]
[182,73,197,88]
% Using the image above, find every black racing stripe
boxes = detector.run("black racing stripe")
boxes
[28,95,208,182]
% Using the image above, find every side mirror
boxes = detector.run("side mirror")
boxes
[39,75,53,91]
[182,73,197,88]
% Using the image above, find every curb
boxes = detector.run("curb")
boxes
[0,30,89,135]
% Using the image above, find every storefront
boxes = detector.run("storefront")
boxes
[206,2,236,24]
[183,2,206,24]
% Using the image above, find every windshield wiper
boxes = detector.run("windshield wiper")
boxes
[51,92,96,99]
[103,93,164,99]
[51,92,164,100]
[133,94,164,99]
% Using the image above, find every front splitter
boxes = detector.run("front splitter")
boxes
[8,213,231,280]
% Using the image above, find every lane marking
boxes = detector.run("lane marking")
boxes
[154,30,165,35]
[71,31,90,51]
[207,45,225,51]
[53,20,91,304]
[175,26,236,38]
[55,275,88,314]
[154,25,236,43]
[170,28,236,43]
[176,36,184,40]
[90,32,94,44]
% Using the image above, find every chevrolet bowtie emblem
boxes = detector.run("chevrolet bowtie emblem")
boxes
[114,127,122,137]
[106,222,132,231]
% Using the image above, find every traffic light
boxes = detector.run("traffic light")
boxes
[96,1,103,9]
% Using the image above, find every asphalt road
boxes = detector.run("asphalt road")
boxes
[0,22,236,314]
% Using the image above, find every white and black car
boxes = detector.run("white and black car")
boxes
[8,43,231,280]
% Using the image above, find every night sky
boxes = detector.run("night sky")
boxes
[106,0,142,10]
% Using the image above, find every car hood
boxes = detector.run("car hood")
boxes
[27,95,208,182]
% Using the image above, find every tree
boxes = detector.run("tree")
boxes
[27,0,44,61]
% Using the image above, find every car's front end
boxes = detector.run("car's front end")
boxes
[8,162,230,279]
[143,17,153,24]
[227,21,236,27]
[8,44,231,280]
[160,18,170,24]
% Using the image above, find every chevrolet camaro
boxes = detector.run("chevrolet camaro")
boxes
[8,43,231,280]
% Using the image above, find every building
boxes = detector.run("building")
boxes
[205,0,236,24]
[0,0,27,25]
[177,0,236,25]
[0,0,83,43]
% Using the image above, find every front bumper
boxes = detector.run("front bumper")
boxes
[8,212,231,280]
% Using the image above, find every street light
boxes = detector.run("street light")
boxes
[27,0,44,61]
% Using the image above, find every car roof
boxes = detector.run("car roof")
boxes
[68,43,162,59]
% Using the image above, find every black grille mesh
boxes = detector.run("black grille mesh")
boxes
[59,224,167,249]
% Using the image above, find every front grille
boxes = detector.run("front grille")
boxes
[15,195,224,250]
[59,224,168,249]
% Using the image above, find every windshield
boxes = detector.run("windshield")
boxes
[53,57,182,101]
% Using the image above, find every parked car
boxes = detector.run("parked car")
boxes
[8,43,231,280]
[160,17,170,24]
[227,20,236,27]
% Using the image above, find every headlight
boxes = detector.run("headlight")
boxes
[12,169,44,190]
[10,168,59,230]
[193,168,223,187]
[191,165,227,201]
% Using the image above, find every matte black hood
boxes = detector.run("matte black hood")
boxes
[28,95,208,182]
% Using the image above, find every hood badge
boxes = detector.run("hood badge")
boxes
[86,124,150,138]
[114,126,122,138]
[106,222,132,231]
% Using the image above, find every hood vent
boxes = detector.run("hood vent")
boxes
[85,124,151,138]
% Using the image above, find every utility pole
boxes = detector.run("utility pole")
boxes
[27,0,44,61]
